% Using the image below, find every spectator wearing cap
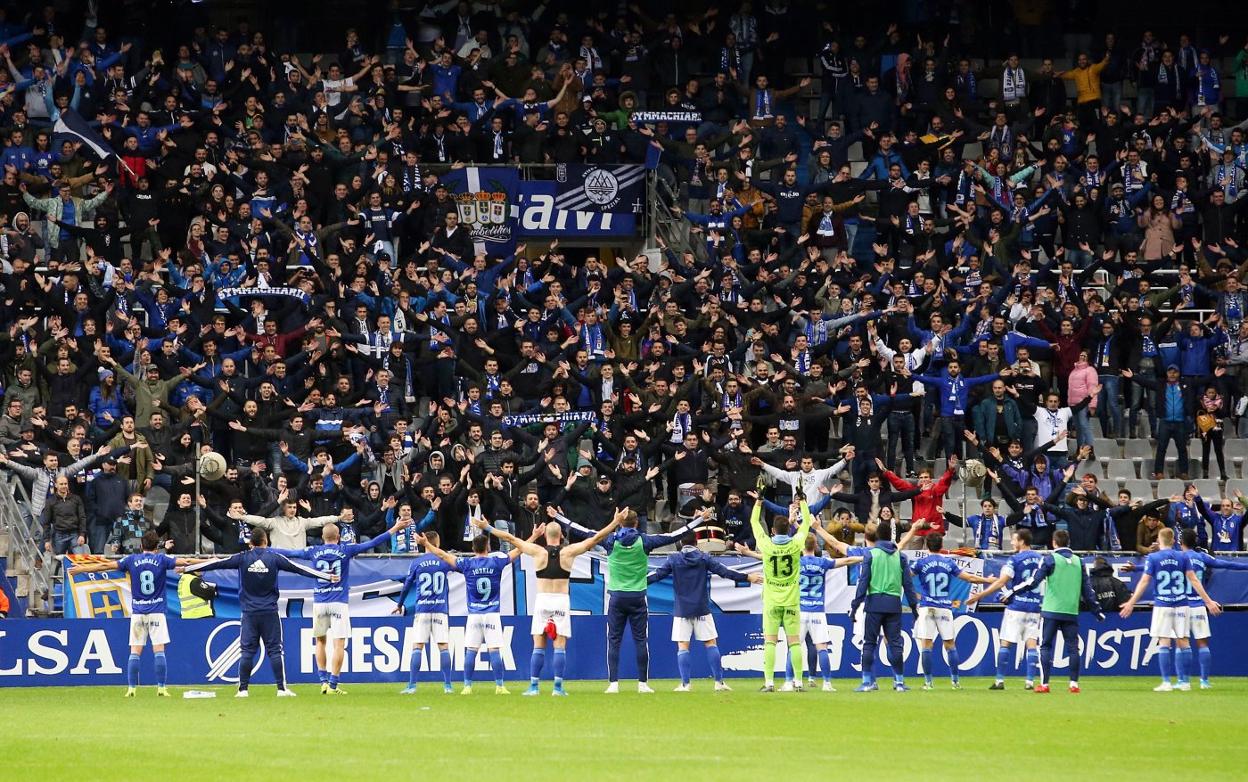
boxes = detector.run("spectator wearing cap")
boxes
[87,368,126,431]
[100,354,182,425]
[85,457,129,553]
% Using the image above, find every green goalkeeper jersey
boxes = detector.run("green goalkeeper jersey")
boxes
[750,501,815,608]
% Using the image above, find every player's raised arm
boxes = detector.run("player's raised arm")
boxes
[183,552,245,573]
[734,542,762,560]
[809,517,850,556]
[417,532,459,569]
[472,516,543,560]
[966,568,1011,605]
[1118,571,1153,618]
[565,509,624,557]
[68,559,122,575]
[643,506,709,551]
[795,494,815,540]
[274,552,337,582]
[749,480,768,547]
[897,518,930,550]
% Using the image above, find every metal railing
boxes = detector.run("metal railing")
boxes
[0,475,52,616]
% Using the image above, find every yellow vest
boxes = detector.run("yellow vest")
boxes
[177,575,214,619]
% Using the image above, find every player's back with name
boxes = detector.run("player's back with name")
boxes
[1144,548,1191,607]
[458,553,509,613]
[1003,550,1044,612]
[911,553,961,610]
[403,553,454,613]
[120,552,178,613]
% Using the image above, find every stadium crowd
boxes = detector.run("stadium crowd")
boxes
[0,1,1247,572]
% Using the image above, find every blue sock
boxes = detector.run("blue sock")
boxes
[318,667,328,684]
[894,671,905,685]
[408,650,421,687]
[328,674,340,690]
[784,649,794,683]
[464,648,478,686]
[677,650,692,685]
[529,648,546,685]
[995,646,1010,681]
[153,652,167,687]
[817,649,831,683]
[1175,647,1192,684]
[1024,648,1039,683]
[945,646,961,683]
[489,650,504,687]
[707,646,723,683]
[1198,647,1212,681]
[920,649,933,685]
[1156,646,1173,683]
[440,649,452,688]
[552,650,566,687]
[127,654,140,688]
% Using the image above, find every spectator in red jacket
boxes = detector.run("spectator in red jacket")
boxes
[882,456,958,547]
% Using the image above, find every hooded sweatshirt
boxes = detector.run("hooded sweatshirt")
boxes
[647,545,750,617]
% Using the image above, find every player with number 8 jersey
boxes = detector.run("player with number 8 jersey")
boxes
[750,482,815,692]
[68,530,206,697]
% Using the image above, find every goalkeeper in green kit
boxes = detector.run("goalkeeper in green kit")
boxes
[750,479,815,692]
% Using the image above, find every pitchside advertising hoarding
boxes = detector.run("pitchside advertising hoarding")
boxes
[4,613,1248,686]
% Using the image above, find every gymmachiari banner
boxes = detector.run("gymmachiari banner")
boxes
[439,166,519,256]
[6,612,1248,686]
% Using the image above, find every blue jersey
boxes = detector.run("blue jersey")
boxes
[457,554,511,614]
[1142,548,1192,607]
[910,553,962,610]
[799,556,838,612]
[1210,512,1244,552]
[845,545,869,583]
[119,552,177,615]
[1182,549,1248,607]
[1001,549,1044,613]
[398,554,454,614]
[285,532,390,604]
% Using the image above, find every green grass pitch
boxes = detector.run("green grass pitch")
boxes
[4,678,1247,780]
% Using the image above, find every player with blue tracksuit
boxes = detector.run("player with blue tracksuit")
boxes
[968,528,1045,689]
[395,530,457,694]
[1002,530,1104,693]
[418,518,528,694]
[276,516,408,694]
[185,527,334,697]
[1178,529,1248,688]
[647,534,757,691]
[909,534,995,690]
[851,520,920,692]
[1119,527,1221,691]
[68,530,204,697]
